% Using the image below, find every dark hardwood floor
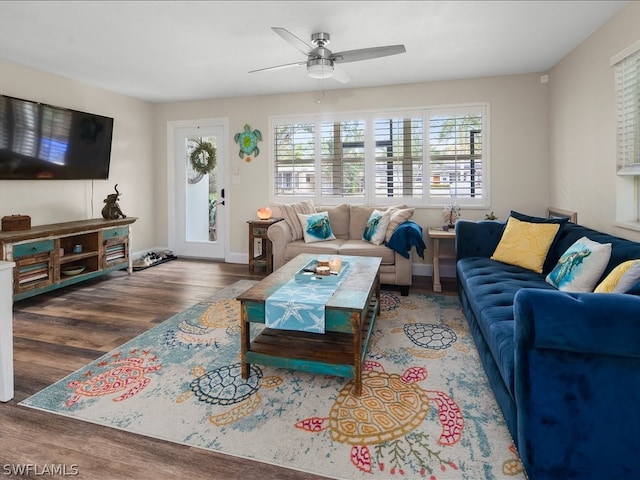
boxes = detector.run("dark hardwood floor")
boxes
[1,259,457,480]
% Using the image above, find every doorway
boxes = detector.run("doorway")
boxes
[168,120,227,260]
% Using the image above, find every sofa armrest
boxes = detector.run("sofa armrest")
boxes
[454,220,505,259]
[514,289,640,356]
[267,221,293,271]
[393,251,412,287]
[513,288,640,479]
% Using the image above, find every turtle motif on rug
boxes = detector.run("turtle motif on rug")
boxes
[295,360,464,476]
[164,298,241,348]
[176,362,283,426]
[381,292,470,359]
[399,322,470,359]
[65,352,162,407]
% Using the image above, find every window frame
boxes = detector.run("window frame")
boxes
[270,103,489,208]
[611,40,640,225]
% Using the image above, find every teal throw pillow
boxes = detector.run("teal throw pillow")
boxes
[362,209,391,245]
[545,236,612,292]
[297,211,336,243]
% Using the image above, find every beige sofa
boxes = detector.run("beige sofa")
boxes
[267,202,416,295]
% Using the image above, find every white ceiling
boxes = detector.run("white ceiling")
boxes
[0,1,628,103]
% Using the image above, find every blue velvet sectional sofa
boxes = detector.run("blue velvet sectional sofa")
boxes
[455,216,640,480]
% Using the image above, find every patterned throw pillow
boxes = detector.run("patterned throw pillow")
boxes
[490,216,561,273]
[297,211,336,243]
[362,209,391,245]
[278,200,316,241]
[545,236,612,292]
[594,259,640,293]
[384,207,415,242]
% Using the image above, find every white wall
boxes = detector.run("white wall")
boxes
[548,1,640,242]
[0,48,562,271]
[0,59,157,254]
[154,73,549,266]
[4,4,639,273]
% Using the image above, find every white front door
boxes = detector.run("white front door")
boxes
[169,120,227,260]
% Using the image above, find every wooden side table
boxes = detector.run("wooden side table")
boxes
[247,218,283,273]
[428,227,456,293]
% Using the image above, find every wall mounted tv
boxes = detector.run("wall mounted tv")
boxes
[0,94,114,180]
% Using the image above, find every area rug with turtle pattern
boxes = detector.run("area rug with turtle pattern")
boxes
[20,280,525,480]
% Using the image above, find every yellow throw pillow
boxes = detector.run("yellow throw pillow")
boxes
[594,259,640,293]
[491,217,560,273]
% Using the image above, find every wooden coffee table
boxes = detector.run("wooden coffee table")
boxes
[237,254,381,396]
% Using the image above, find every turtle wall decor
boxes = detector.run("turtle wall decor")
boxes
[234,124,262,162]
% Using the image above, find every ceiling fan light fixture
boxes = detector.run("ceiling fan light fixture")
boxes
[307,58,334,79]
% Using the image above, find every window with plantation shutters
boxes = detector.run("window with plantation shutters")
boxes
[320,120,365,198]
[373,115,423,199]
[428,106,485,204]
[273,122,315,197]
[614,45,640,176]
[271,104,488,207]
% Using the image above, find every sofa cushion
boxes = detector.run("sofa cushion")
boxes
[509,210,569,273]
[363,209,391,245]
[284,239,344,261]
[457,256,556,396]
[627,280,640,295]
[594,259,640,293]
[317,204,350,240]
[297,211,336,243]
[338,239,396,264]
[277,200,316,241]
[385,206,415,242]
[546,236,612,292]
[550,223,640,279]
[349,205,375,239]
[491,216,561,273]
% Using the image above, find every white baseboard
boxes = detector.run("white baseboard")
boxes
[226,252,247,264]
[141,248,457,280]
[411,262,456,279]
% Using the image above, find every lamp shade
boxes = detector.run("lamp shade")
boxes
[307,58,334,79]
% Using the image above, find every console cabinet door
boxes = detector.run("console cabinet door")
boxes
[102,227,129,269]
[12,240,54,294]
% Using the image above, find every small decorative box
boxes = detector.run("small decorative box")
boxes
[1,214,31,231]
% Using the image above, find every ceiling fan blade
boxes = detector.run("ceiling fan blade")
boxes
[272,27,314,56]
[332,63,351,83]
[248,61,306,74]
[332,45,406,64]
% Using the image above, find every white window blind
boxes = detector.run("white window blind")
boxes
[615,47,640,176]
[428,106,484,203]
[271,104,488,206]
[320,120,365,198]
[373,116,423,199]
[273,122,315,197]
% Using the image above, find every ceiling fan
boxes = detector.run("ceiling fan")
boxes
[249,27,406,83]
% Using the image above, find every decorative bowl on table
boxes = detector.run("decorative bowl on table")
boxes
[62,266,86,276]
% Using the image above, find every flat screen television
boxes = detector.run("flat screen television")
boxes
[0,94,113,180]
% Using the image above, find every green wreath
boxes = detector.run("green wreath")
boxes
[189,139,217,175]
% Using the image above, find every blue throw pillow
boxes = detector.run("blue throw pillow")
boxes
[297,211,336,243]
[362,209,391,245]
[510,210,569,226]
[546,236,612,292]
